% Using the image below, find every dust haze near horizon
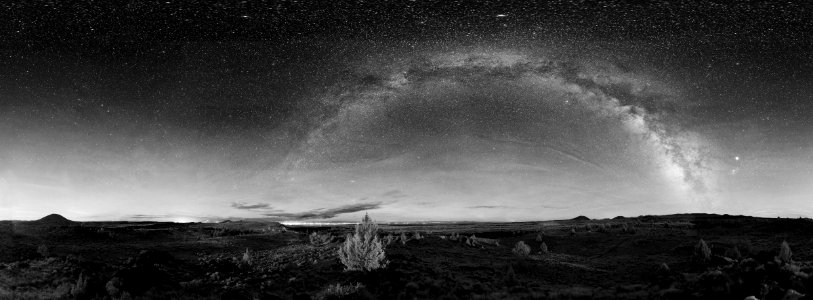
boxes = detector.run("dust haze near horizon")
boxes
[1,1,812,222]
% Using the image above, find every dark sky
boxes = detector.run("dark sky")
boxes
[1,1,812,222]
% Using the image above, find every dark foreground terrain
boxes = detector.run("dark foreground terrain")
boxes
[1,213,812,299]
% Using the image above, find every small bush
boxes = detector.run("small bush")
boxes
[315,282,365,300]
[535,233,543,242]
[106,277,123,297]
[384,234,394,245]
[725,246,742,260]
[310,232,335,246]
[512,241,531,257]
[71,272,89,297]
[413,231,422,240]
[779,240,792,264]
[620,223,636,234]
[338,213,387,271]
[37,245,49,257]
[658,262,670,273]
[400,232,408,245]
[466,234,477,246]
[242,248,252,265]
[505,264,517,286]
[569,228,576,236]
[781,263,801,273]
[539,242,548,254]
[694,239,711,264]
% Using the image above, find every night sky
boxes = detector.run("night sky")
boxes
[1,1,812,222]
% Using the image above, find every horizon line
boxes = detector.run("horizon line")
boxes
[7,212,812,224]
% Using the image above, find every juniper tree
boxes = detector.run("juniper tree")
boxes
[338,213,387,271]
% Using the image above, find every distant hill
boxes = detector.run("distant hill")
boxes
[572,215,591,221]
[34,214,75,225]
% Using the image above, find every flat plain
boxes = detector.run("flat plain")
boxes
[1,213,811,299]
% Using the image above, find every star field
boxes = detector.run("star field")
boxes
[1,1,812,221]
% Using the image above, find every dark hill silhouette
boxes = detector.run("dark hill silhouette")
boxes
[572,215,590,221]
[34,214,75,225]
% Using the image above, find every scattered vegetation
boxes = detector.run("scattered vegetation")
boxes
[315,282,365,300]
[620,223,636,234]
[310,231,335,246]
[338,213,387,271]
[512,241,531,257]
[5,213,812,299]
[400,232,408,245]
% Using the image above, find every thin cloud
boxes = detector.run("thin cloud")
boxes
[128,214,170,219]
[261,202,383,220]
[231,202,271,210]
[382,189,408,198]
[467,205,513,209]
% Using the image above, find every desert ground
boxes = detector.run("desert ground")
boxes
[1,213,811,299]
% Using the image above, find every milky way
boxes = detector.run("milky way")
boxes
[1,1,812,221]
[269,45,722,220]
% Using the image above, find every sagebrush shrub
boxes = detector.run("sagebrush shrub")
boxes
[726,246,742,260]
[310,232,334,246]
[658,262,670,273]
[540,242,548,254]
[315,282,364,300]
[413,231,422,240]
[71,272,89,297]
[504,264,517,286]
[400,232,408,245]
[242,248,251,265]
[466,234,477,246]
[512,241,531,257]
[694,239,711,264]
[535,233,543,242]
[37,245,49,257]
[338,213,387,271]
[779,240,792,264]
